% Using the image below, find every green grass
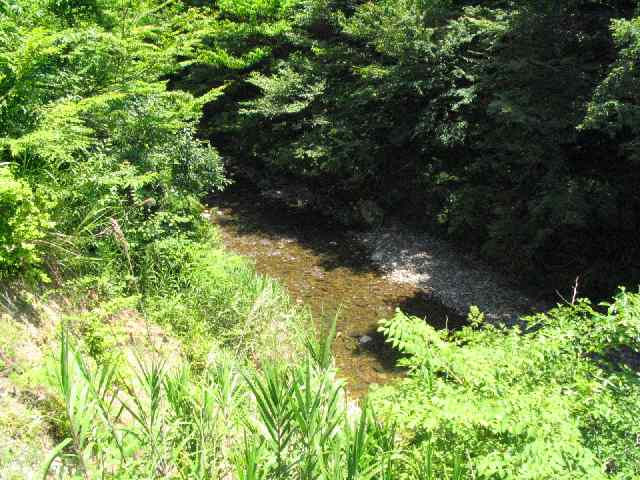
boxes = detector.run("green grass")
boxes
[47,317,463,480]
[1,1,639,479]
[140,236,309,367]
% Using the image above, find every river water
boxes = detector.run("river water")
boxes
[208,185,461,397]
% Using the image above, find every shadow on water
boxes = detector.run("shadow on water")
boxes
[393,290,466,330]
[350,292,467,383]
[207,183,462,397]
[210,186,379,275]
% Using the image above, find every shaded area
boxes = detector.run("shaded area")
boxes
[210,189,378,275]
[207,183,463,397]
[0,284,42,327]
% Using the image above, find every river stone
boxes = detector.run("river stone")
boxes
[310,267,324,278]
[358,335,373,345]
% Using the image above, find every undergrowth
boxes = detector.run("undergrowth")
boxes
[374,290,640,479]
[0,1,639,479]
[41,289,640,479]
[48,318,465,480]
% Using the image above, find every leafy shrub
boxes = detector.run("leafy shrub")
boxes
[374,291,640,479]
[535,287,640,356]
[581,16,640,148]
[47,0,101,25]
[0,167,50,280]
[0,0,228,283]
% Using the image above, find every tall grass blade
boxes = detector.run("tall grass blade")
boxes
[41,438,72,480]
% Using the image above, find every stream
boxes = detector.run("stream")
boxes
[208,184,462,397]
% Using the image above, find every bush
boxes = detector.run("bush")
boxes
[373,290,640,479]
[47,0,102,24]
[0,1,228,284]
[0,167,50,280]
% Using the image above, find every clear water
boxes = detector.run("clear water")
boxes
[208,185,462,397]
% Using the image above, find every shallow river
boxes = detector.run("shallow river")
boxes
[208,185,461,397]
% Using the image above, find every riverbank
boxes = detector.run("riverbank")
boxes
[206,185,460,397]
[359,221,553,324]
[205,180,554,397]
[222,170,552,325]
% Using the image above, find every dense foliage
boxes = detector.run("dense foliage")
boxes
[0,166,50,280]
[0,0,227,285]
[196,0,640,295]
[46,289,640,479]
[375,290,640,479]
[0,1,639,479]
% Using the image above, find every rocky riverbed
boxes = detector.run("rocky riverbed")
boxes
[359,221,552,324]
[208,181,551,396]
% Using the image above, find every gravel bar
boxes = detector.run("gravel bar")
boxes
[358,221,552,324]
